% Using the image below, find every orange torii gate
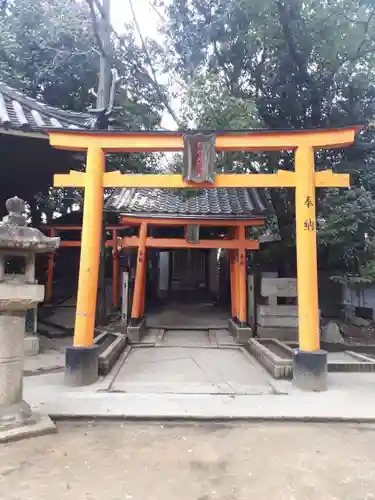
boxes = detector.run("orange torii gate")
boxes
[47,126,360,390]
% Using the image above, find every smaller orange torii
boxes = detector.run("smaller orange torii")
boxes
[47,126,361,390]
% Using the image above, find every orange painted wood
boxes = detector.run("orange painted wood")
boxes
[140,258,147,317]
[59,240,115,248]
[229,250,237,319]
[42,225,121,231]
[120,236,259,250]
[237,226,247,323]
[237,249,247,323]
[120,217,265,227]
[55,170,351,189]
[47,126,360,153]
[131,222,147,319]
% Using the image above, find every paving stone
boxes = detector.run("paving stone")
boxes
[146,303,229,329]
[162,329,211,345]
[111,346,274,395]
[211,329,238,346]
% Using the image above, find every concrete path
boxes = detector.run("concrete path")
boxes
[2,420,375,499]
[112,345,274,395]
[20,328,375,422]
[146,302,229,329]
[23,346,375,421]
[23,336,70,376]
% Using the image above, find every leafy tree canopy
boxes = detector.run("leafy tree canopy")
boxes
[161,0,375,285]
[0,0,164,126]
[0,0,168,222]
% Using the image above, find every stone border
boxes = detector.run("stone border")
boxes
[257,326,298,341]
[245,338,293,379]
[228,318,253,343]
[127,318,147,343]
[247,338,375,379]
[0,414,56,443]
[328,351,375,372]
[94,331,127,375]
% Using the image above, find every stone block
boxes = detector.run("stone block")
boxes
[258,305,298,317]
[228,318,253,343]
[261,278,297,298]
[24,335,39,356]
[0,283,44,310]
[0,312,24,405]
[321,321,344,343]
[257,314,298,328]
[127,318,147,343]
[351,315,371,327]
[0,401,55,443]
[257,326,298,341]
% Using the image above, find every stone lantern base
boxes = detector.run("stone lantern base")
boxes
[0,196,60,442]
[0,401,55,443]
[0,286,56,443]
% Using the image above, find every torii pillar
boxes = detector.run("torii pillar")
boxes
[46,126,361,390]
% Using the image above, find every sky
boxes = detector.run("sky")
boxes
[110,0,178,129]
[110,0,160,41]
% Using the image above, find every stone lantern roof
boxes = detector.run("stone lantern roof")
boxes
[0,197,60,252]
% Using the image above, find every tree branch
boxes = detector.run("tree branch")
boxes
[128,0,182,127]
[354,10,375,59]
[149,1,167,24]
[85,0,111,60]
[86,0,181,127]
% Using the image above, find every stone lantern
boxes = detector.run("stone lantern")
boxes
[0,196,60,442]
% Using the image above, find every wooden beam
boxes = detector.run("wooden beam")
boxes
[47,126,359,153]
[45,235,260,250]
[121,236,260,250]
[73,147,105,348]
[229,250,237,320]
[295,146,320,352]
[59,241,115,247]
[42,225,122,231]
[237,226,247,324]
[54,169,350,189]
[131,222,147,320]
[120,217,265,227]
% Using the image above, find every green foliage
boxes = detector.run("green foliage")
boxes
[0,0,98,111]
[0,0,167,222]
[0,0,164,125]
[182,73,260,130]
[162,0,375,284]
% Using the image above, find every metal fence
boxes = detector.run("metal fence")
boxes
[25,308,37,334]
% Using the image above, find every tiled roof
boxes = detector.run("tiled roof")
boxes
[104,187,272,220]
[0,82,91,133]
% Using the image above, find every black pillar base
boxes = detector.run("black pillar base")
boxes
[293,349,328,392]
[65,345,99,387]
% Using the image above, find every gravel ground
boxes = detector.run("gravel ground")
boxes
[1,421,375,500]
